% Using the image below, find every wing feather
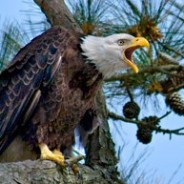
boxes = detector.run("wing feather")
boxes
[0,27,68,152]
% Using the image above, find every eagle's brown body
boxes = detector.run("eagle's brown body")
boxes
[0,25,149,162]
[0,27,102,161]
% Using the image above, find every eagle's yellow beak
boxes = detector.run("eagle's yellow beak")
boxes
[123,37,150,73]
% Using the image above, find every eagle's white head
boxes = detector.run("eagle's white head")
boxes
[81,33,150,79]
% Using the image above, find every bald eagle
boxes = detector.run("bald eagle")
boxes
[0,27,149,165]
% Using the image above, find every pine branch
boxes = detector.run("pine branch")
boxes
[158,51,179,65]
[0,0,122,183]
[108,110,184,136]
[105,64,182,82]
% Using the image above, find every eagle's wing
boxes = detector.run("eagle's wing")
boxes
[0,27,66,152]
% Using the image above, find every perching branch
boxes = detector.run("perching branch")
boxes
[0,160,114,184]
[108,110,184,136]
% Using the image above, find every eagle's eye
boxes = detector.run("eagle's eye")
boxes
[117,39,126,46]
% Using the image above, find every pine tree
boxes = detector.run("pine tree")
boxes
[0,0,184,183]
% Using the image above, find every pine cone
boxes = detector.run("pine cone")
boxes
[136,115,159,144]
[136,127,152,144]
[142,116,160,125]
[166,92,184,115]
[123,101,140,119]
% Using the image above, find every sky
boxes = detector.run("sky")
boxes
[0,1,184,183]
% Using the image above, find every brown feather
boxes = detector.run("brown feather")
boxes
[0,26,102,160]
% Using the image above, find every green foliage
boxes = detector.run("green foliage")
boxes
[159,1,184,59]
[22,0,50,37]
[66,0,109,35]
[0,0,50,73]
[0,21,29,72]
[103,0,184,112]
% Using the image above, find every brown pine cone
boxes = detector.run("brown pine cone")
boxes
[123,101,140,119]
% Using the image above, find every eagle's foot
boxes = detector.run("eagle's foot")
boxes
[39,143,65,167]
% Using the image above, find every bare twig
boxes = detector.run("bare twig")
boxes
[65,155,85,166]
[126,87,134,102]
[159,111,172,120]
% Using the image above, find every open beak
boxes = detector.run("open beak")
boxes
[123,37,150,73]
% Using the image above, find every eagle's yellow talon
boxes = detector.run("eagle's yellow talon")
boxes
[53,149,65,158]
[39,143,65,167]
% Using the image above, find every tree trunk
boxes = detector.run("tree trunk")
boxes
[0,0,123,183]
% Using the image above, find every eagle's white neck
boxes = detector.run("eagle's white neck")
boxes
[80,35,125,79]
